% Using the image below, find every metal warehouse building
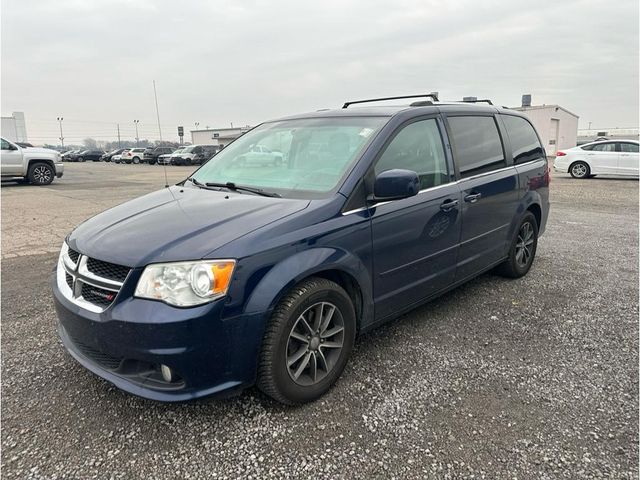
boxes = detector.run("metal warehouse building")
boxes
[512,95,578,155]
[1,111,28,143]
[190,126,252,147]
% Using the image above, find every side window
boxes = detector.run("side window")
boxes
[591,143,616,152]
[581,144,594,151]
[374,118,449,190]
[501,115,545,164]
[619,143,639,153]
[448,116,505,177]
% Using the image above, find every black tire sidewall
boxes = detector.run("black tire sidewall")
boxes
[570,161,589,178]
[508,212,539,277]
[28,163,54,185]
[264,281,356,404]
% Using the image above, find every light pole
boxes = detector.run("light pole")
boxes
[57,117,64,148]
[195,122,200,130]
[134,120,140,146]
[588,121,592,130]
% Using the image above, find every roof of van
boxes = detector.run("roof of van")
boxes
[270,102,521,122]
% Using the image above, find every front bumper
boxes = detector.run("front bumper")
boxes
[55,162,64,178]
[51,272,267,402]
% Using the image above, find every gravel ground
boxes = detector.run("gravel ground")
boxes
[1,163,638,479]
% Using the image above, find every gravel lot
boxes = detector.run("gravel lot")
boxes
[2,162,638,479]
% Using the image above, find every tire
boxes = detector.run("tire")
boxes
[27,162,54,185]
[132,156,140,164]
[77,157,84,162]
[569,161,590,179]
[495,212,538,278]
[257,277,356,405]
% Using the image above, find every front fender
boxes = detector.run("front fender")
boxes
[243,247,373,325]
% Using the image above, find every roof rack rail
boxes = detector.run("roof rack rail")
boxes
[461,98,494,105]
[342,92,439,109]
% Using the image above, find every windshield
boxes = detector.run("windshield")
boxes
[183,146,197,153]
[172,148,185,154]
[191,116,387,198]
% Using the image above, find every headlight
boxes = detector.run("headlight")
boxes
[134,260,235,307]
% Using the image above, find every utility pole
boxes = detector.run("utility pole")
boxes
[57,117,64,148]
[195,122,200,129]
[588,121,592,130]
[117,124,121,148]
[134,120,140,146]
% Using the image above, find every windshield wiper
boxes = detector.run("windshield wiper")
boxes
[204,181,281,198]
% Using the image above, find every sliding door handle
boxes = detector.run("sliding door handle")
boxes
[464,193,482,203]
[439,199,459,212]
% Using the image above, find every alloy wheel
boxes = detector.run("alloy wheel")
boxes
[515,221,534,268]
[286,301,344,386]
[571,163,587,177]
[33,165,52,183]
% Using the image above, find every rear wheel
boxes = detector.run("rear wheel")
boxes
[496,212,538,278]
[77,156,84,162]
[27,162,54,185]
[132,156,140,164]
[569,161,590,178]
[257,277,356,405]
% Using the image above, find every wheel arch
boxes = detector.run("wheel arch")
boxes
[243,248,372,334]
[27,158,55,170]
[568,159,591,174]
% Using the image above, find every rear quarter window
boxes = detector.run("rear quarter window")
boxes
[447,116,505,178]
[501,115,545,164]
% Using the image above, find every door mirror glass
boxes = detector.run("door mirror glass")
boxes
[371,169,420,201]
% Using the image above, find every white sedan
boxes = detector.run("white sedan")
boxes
[554,140,639,178]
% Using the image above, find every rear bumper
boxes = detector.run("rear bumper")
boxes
[51,272,267,402]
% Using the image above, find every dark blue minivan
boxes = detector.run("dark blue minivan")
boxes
[52,94,549,404]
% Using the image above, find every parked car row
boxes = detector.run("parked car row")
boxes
[61,149,105,162]
[62,145,223,165]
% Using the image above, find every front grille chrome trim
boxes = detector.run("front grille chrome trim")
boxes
[57,245,131,313]
[78,256,125,289]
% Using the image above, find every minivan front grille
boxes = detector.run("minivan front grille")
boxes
[59,245,130,313]
[86,257,130,283]
[81,283,116,308]
[67,248,80,264]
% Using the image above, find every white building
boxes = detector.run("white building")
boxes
[512,96,578,155]
[1,112,28,142]
[577,127,639,145]
[190,126,252,147]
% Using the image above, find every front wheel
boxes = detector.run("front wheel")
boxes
[27,162,54,185]
[77,157,84,162]
[257,277,356,405]
[569,161,590,179]
[496,212,538,278]
[132,156,140,164]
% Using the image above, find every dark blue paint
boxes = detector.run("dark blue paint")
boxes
[52,104,549,401]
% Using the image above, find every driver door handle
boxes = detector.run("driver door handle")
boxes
[464,193,482,203]
[439,199,459,212]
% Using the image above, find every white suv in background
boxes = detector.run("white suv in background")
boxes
[555,140,639,178]
[120,148,146,164]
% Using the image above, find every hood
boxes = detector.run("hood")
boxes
[68,186,310,267]
[24,147,59,155]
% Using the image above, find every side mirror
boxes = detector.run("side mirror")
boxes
[370,169,420,202]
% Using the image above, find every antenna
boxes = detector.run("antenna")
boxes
[153,80,169,188]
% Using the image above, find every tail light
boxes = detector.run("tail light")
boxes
[556,151,566,156]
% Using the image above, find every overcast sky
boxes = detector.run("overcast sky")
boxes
[2,0,638,145]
